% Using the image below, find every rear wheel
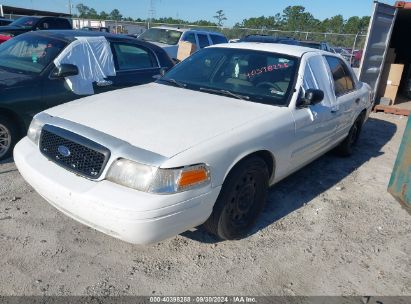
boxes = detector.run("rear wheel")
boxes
[0,115,18,161]
[336,114,364,157]
[204,157,269,240]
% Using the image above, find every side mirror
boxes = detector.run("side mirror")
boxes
[299,89,324,107]
[52,64,79,78]
[152,67,169,79]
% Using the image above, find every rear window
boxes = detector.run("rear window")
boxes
[210,34,227,45]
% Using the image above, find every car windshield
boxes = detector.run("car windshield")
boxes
[0,34,67,75]
[139,28,182,45]
[9,17,39,29]
[158,47,298,106]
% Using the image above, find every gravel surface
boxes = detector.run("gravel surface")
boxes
[0,112,410,296]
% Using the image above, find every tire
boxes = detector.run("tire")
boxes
[0,114,19,161]
[335,114,364,157]
[203,156,269,240]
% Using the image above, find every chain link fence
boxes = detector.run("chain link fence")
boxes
[73,19,367,51]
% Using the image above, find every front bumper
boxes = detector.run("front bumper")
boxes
[14,137,221,244]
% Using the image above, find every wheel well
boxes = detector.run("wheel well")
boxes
[232,150,275,180]
[359,109,367,125]
[0,108,25,137]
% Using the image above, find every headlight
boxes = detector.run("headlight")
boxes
[106,159,210,194]
[27,118,45,145]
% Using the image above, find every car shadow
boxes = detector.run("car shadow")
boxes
[182,117,397,243]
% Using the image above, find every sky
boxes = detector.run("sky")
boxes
[1,0,393,26]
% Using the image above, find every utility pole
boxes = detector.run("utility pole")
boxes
[148,0,157,29]
[68,0,72,15]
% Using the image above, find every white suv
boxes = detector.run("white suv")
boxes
[138,26,228,60]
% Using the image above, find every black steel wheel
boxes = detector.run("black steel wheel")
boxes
[204,156,269,240]
[336,113,364,157]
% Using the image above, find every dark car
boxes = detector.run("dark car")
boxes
[237,34,299,45]
[0,30,174,160]
[298,40,333,52]
[81,26,110,33]
[0,18,13,26]
[0,16,72,42]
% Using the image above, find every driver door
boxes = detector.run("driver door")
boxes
[289,54,339,169]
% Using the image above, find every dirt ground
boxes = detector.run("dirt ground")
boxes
[0,112,410,296]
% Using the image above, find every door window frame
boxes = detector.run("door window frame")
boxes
[324,55,357,97]
[111,42,160,72]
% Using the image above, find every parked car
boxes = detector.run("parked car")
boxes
[237,34,299,45]
[0,18,13,26]
[298,40,334,52]
[332,47,353,62]
[0,16,72,43]
[81,26,110,33]
[14,43,372,244]
[0,30,174,160]
[138,26,228,60]
[352,49,363,67]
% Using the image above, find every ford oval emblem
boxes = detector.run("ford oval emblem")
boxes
[57,145,71,157]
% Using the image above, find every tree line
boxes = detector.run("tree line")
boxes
[74,3,370,35]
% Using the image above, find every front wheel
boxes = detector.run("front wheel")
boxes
[203,157,269,240]
[0,115,18,161]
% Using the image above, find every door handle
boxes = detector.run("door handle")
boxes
[96,80,113,87]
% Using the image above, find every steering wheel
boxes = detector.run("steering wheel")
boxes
[256,81,284,92]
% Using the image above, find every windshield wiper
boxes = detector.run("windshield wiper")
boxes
[199,87,250,101]
[160,78,187,88]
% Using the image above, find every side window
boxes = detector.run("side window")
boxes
[53,18,71,29]
[210,35,228,45]
[38,19,51,29]
[112,43,157,71]
[325,56,355,96]
[197,34,210,49]
[182,33,197,45]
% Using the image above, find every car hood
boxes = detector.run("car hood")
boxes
[0,69,35,88]
[45,83,275,158]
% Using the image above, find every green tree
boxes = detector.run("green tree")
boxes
[282,6,318,31]
[99,11,109,20]
[109,9,123,21]
[76,3,90,18]
[322,14,344,33]
[214,10,227,27]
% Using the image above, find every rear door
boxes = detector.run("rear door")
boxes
[324,55,358,140]
[359,2,397,99]
[94,42,161,93]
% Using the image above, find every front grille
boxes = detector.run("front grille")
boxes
[39,125,111,179]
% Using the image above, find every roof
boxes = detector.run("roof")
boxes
[149,26,225,36]
[28,30,134,42]
[209,42,326,57]
[19,30,172,57]
[0,5,71,17]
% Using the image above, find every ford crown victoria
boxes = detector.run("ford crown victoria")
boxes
[14,43,372,244]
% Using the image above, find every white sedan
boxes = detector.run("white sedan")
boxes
[14,43,372,244]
